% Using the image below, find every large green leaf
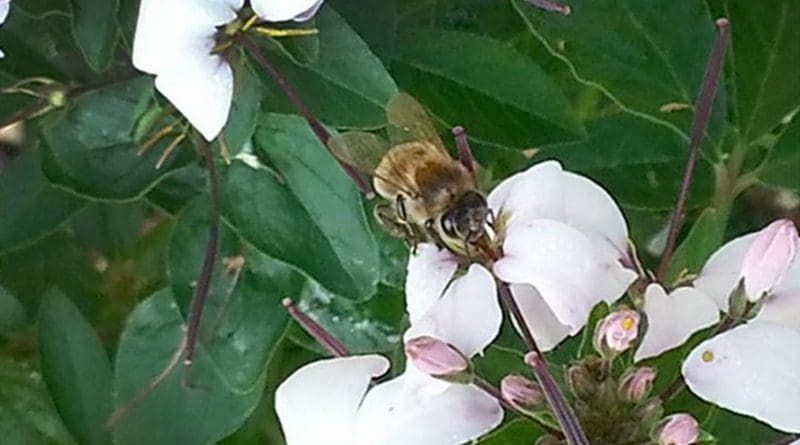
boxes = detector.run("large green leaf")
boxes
[391,29,585,149]
[513,0,725,141]
[0,286,27,338]
[262,6,398,128]
[723,0,800,141]
[665,207,727,283]
[168,197,299,390]
[0,357,76,445]
[540,112,714,210]
[0,151,85,254]
[41,76,193,201]
[218,57,264,157]
[760,116,800,191]
[68,0,119,72]
[111,290,264,445]
[221,114,379,300]
[38,291,113,445]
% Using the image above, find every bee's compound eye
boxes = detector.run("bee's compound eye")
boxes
[440,215,458,238]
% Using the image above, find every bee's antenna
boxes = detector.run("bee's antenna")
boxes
[452,126,478,187]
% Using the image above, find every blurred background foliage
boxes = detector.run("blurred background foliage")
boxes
[0,0,798,444]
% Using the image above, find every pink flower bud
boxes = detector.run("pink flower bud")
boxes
[618,367,656,403]
[405,336,469,377]
[654,413,700,445]
[740,219,799,300]
[594,309,640,354]
[501,374,544,411]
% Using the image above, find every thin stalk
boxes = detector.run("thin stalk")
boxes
[183,140,220,367]
[473,377,563,438]
[655,18,730,281]
[239,34,373,197]
[498,283,589,445]
[524,0,572,15]
[283,298,350,357]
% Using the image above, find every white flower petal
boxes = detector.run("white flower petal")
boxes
[752,289,800,330]
[132,0,238,74]
[404,264,500,358]
[494,219,600,332]
[0,0,9,25]
[682,323,800,433]
[355,373,503,445]
[487,161,564,225]
[561,171,630,255]
[508,284,571,351]
[154,50,233,141]
[405,244,459,324]
[773,252,800,299]
[694,233,757,310]
[635,284,719,362]
[252,0,325,22]
[275,355,390,445]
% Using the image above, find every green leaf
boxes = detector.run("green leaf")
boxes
[476,418,545,444]
[723,0,800,141]
[0,358,76,445]
[217,57,264,157]
[41,77,194,201]
[38,290,113,445]
[391,29,585,149]
[665,207,726,283]
[263,6,398,128]
[68,0,119,72]
[168,197,299,390]
[513,0,724,140]
[0,286,27,338]
[69,202,148,261]
[761,116,800,190]
[540,112,714,210]
[111,290,264,445]
[221,114,379,300]
[0,150,85,254]
[146,163,207,214]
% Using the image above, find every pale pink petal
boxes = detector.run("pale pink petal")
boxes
[275,355,390,445]
[154,49,233,141]
[252,0,325,22]
[355,372,503,445]
[404,264,500,358]
[405,244,459,324]
[740,219,799,299]
[683,323,800,433]
[752,289,800,330]
[0,0,9,25]
[592,240,638,304]
[772,251,800,299]
[508,284,571,351]
[635,284,719,362]
[487,161,564,225]
[694,233,757,311]
[494,219,600,332]
[561,171,629,256]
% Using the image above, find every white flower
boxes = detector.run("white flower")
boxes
[132,0,324,141]
[679,219,800,433]
[634,283,719,362]
[275,262,503,445]
[0,0,10,58]
[409,161,637,351]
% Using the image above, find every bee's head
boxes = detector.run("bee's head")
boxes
[439,191,489,244]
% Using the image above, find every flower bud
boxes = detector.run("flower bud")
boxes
[634,398,664,427]
[740,219,799,301]
[618,367,656,403]
[501,374,544,412]
[653,413,700,445]
[594,309,640,355]
[567,363,597,400]
[405,336,469,379]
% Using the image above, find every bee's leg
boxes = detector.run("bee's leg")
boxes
[374,202,420,251]
[423,219,448,251]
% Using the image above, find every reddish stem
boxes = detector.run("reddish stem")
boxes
[655,18,729,281]
[283,298,350,357]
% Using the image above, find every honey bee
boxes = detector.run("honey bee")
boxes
[330,93,490,256]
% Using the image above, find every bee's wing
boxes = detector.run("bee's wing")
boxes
[386,93,449,155]
[328,131,391,174]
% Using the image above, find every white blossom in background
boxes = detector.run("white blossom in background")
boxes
[681,219,800,433]
[275,262,503,445]
[634,283,719,362]
[132,0,324,141]
[409,161,637,350]
[0,0,11,58]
